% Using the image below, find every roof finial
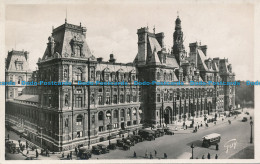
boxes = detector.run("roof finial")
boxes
[80,22,81,27]
[153,25,155,34]
[177,11,179,18]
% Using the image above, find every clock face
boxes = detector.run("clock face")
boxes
[139,35,144,42]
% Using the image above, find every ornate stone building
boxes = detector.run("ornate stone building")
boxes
[5,16,235,151]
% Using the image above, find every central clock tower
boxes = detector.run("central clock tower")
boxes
[137,27,148,65]
[172,16,186,65]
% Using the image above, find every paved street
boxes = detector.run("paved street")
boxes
[90,108,254,159]
[5,108,254,160]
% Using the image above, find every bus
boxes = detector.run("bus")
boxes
[202,133,221,148]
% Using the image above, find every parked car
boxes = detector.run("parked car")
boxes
[138,129,155,141]
[130,135,143,143]
[116,139,125,147]
[107,143,117,150]
[78,148,92,159]
[152,130,160,138]
[91,146,102,155]
[123,144,130,150]
[242,117,248,122]
[97,144,110,154]
[165,129,175,135]
[156,128,165,136]
[122,138,135,146]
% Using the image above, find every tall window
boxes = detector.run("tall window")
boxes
[75,68,82,81]
[157,94,160,102]
[18,76,23,84]
[65,118,69,127]
[75,96,82,108]
[164,73,167,80]
[133,109,137,116]
[127,108,131,117]
[64,69,68,80]
[157,72,160,80]
[106,96,110,104]
[164,93,167,101]
[98,95,103,105]
[120,109,125,118]
[113,110,118,118]
[113,95,117,104]
[75,45,81,57]
[120,95,124,103]
[133,95,137,102]
[98,111,103,120]
[76,115,83,125]
[169,93,173,101]
[126,95,131,103]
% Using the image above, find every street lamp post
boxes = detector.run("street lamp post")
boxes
[250,120,253,144]
[108,122,112,146]
[191,143,194,159]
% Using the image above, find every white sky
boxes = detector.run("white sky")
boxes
[5,2,254,80]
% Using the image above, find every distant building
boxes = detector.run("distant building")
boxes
[5,16,235,151]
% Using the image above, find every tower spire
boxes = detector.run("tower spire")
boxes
[177,11,179,18]
[65,8,67,23]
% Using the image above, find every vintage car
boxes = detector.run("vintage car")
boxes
[202,133,221,148]
[242,117,248,122]
[132,135,144,142]
[116,139,125,147]
[122,144,130,150]
[122,138,135,146]
[107,143,117,150]
[156,128,165,136]
[91,146,102,155]
[138,129,155,141]
[165,129,175,135]
[97,144,110,154]
[78,147,92,159]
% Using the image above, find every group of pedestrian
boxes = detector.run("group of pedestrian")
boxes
[201,153,218,159]
[142,150,167,159]
[65,151,73,160]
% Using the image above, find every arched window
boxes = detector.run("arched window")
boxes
[170,73,173,81]
[113,110,118,118]
[133,108,137,116]
[18,76,23,84]
[120,109,125,118]
[127,108,131,117]
[75,68,82,81]
[157,72,160,80]
[106,111,111,119]
[76,115,83,125]
[64,69,68,80]
[164,73,167,80]
[98,111,104,120]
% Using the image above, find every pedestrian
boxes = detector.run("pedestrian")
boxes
[27,150,29,154]
[186,125,188,130]
[36,149,39,158]
[207,153,210,159]
[67,154,70,159]
[62,152,64,158]
[215,154,218,159]
[222,118,224,122]
[216,143,219,150]
[202,155,205,159]
[70,151,72,160]
[134,151,136,158]
[7,134,9,140]
[164,153,167,159]
[214,121,216,125]
[150,152,153,159]
[154,150,157,157]
[183,122,185,129]
[75,147,78,156]
[145,150,148,158]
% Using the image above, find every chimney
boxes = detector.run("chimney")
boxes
[109,54,116,63]
[97,57,103,62]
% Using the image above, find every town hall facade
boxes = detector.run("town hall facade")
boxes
[5,16,236,151]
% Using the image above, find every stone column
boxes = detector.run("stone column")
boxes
[69,65,72,82]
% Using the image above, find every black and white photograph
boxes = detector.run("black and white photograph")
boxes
[1,0,260,163]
